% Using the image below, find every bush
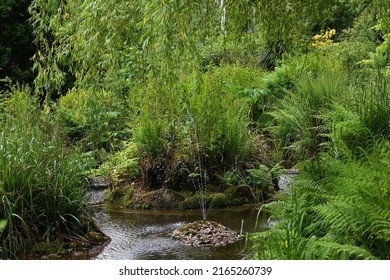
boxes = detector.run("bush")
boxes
[93,141,140,185]
[55,88,130,151]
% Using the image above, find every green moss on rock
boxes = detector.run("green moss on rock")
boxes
[210,193,230,208]
[131,188,185,209]
[224,185,256,205]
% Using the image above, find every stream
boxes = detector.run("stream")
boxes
[84,170,298,260]
[88,202,267,260]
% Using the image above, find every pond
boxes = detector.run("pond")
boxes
[90,204,267,260]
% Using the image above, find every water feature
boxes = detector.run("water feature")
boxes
[89,204,267,260]
[278,169,299,191]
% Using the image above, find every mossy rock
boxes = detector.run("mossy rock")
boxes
[131,188,185,209]
[103,183,136,207]
[180,193,212,209]
[85,230,111,245]
[254,185,276,202]
[103,186,125,204]
[209,193,230,208]
[224,185,256,205]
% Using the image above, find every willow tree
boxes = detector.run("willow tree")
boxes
[27,0,335,95]
[28,0,390,98]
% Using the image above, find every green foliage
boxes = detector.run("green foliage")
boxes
[253,147,390,259]
[224,185,256,206]
[269,54,349,162]
[355,71,390,139]
[209,193,229,209]
[132,64,260,190]
[0,86,94,258]
[133,116,169,162]
[94,142,140,185]
[181,192,212,210]
[245,165,276,202]
[19,0,390,260]
[255,0,337,68]
[323,103,372,158]
[55,88,130,151]
[187,65,258,170]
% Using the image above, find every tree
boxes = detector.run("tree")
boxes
[0,0,35,89]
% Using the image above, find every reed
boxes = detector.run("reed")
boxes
[0,87,91,258]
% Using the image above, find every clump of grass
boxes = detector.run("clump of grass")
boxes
[355,70,390,140]
[0,86,93,258]
[132,64,260,191]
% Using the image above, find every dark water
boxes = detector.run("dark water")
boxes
[90,204,267,260]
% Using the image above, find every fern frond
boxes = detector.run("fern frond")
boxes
[306,240,376,260]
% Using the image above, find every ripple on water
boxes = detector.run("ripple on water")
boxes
[92,205,266,260]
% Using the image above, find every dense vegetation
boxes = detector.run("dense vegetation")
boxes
[1,0,390,259]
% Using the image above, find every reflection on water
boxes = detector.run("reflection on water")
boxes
[91,205,267,260]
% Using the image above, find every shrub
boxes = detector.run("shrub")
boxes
[55,88,130,151]
[93,141,140,185]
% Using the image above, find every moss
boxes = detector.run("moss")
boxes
[209,193,230,208]
[131,188,185,209]
[103,186,125,204]
[224,185,256,205]
[180,193,212,209]
[121,185,134,207]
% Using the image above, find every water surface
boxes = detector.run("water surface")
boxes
[91,205,267,260]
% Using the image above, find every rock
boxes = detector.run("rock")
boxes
[278,169,300,191]
[224,185,256,205]
[172,220,241,247]
[131,188,185,209]
[87,176,110,189]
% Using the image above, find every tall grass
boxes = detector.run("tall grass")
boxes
[186,65,257,171]
[355,70,390,139]
[132,64,261,191]
[0,86,92,258]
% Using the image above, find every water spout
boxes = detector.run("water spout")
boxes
[185,104,210,221]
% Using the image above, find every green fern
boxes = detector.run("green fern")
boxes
[253,146,390,259]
